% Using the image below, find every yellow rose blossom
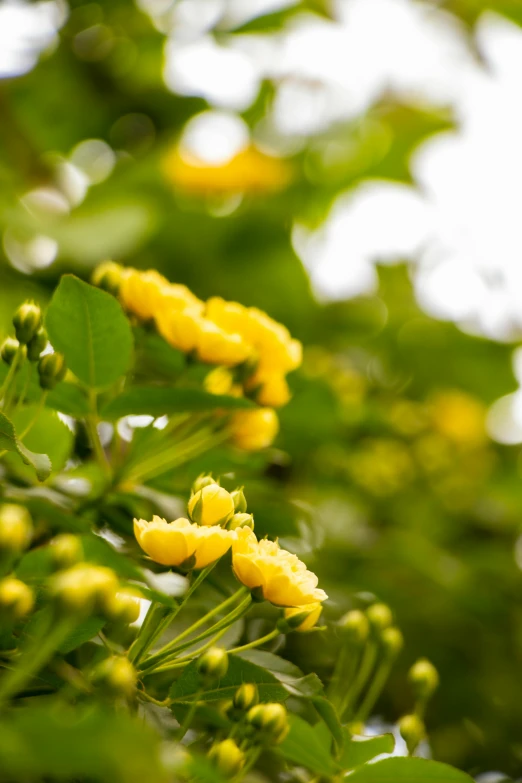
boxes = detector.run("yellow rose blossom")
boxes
[231,408,279,451]
[205,297,252,338]
[161,283,203,313]
[204,367,243,397]
[196,320,252,367]
[188,484,235,526]
[247,371,291,408]
[134,516,236,569]
[284,602,322,631]
[162,145,292,196]
[119,268,168,321]
[232,528,327,607]
[248,309,302,373]
[155,306,203,353]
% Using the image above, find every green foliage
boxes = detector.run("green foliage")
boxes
[0,411,51,481]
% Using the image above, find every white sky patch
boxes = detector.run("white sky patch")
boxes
[0,0,65,78]
[180,111,249,164]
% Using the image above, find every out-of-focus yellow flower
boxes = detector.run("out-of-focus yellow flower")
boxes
[161,283,203,313]
[51,564,119,613]
[163,145,292,196]
[284,602,322,631]
[230,408,279,451]
[232,528,327,607]
[430,391,486,448]
[134,516,235,569]
[188,484,235,526]
[155,306,203,353]
[0,576,34,620]
[205,297,251,338]
[204,367,243,397]
[248,309,302,374]
[247,371,291,408]
[196,320,251,366]
[119,268,168,321]
[0,504,32,555]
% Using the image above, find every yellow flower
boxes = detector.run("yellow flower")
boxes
[119,268,168,321]
[230,408,279,451]
[51,564,119,612]
[284,602,322,631]
[0,504,32,555]
[247,371,291,408]
[134,516,235,569]
[206,297,252,338]
[248,309,302,374]
[155,306,203,353]
[196,320,251,366]
[232,528,327,607]
[204,367,243,397]
[162,145,292,196]
[430,391,486,448]
[0,577,34,620]
[160,283,203,313]
[188,484,235,526]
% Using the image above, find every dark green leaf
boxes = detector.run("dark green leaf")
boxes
[346,757,475,782]
[238,650,324,697]
[46,275,133,389]
[0,411,51,481]
[58,616,106,654]
[101,386,254,419]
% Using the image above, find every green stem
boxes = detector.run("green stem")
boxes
[236,746,261,781]
[340,641,377,721]
[150,627,230,675]
[354,656,394,724]
[228,628,279,655]
[14,363,31,411]
[0,348,24,411]
[177,687,203,740]
[87,390,111,478]
[18,391,48,439]
[141,586,249,670]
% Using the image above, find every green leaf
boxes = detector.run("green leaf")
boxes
[312,696,344,751]
[170,653,288,703]
[6,405,73,481]
[46,382,90,416]
[46,275,133,389]
[346,757,475,782]
[101,386,254,419]
[58,616,107,654]
[0,410,51,481]
[339,733,395,770]
[238,650,324,697]
[278,714,338,776]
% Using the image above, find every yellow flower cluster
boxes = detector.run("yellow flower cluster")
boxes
[93,262,302,451]
[134,477,327,615]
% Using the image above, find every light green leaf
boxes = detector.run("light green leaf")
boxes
[346,757,475,782]
[101,386,254,419]
[6,405,73,481]
[58,616,107,654]
[339,733,395,770]
[278,714,339,776]
[0,411,51,481]
[46,274,133,389]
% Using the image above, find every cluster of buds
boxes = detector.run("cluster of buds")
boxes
[0,505,35,624]
[398,657,440,755]
[246,702,289,745]
[188,476,254,531]
[339,602,403,658]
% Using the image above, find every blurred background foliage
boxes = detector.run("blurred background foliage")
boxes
[1,0,522,777]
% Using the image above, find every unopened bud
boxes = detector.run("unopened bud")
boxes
[13,302,42,344]
[380,627,403,657]
[366,603,393,632]
[50,534,83,569]
[1,337,20,366]
[208,739,245,779]
[197,647,228,683]
[339,609,369,645]
[399,713,424,755]
[91,261,125,296]
[0,504,32,556]
[227,512,254,531]
[247,703,288,742]
[230,488,247,513]
[51,563,119,615]
[38,352,67,390]
[191,474,217,493]
[408,658,439,701]
[0,577,34,621]
[282,602,322,632]
[188,484,234,527]
[233,683,259,711]
[91,656,136,699]
[26,327,48,362]
[105,588,141,624]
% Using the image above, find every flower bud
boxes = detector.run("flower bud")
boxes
[380,627,403,657]
[0,577,34,621]
[208,739,245,779]
[191,474,217,493]
[38,352,67,390]
[197,647,228,683]
[408,658,439,701]
[339,609,369,645]
[227,512,255,531]
[0,504,32,557]
[49,534,83,569]
[283,602,322,632]
[51,563,119,615]
[26,327,48,362]
[91,261,126,296]
[247,703,288,742]
[399,713,425,755]
[91,656,136,699]
[104,588,141,625]
[188,484,235,526]
[233,683,259,712]
[13,302,42,345]
[366,603,393,632]
[230,488,247,514]
[1,337,20,366]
